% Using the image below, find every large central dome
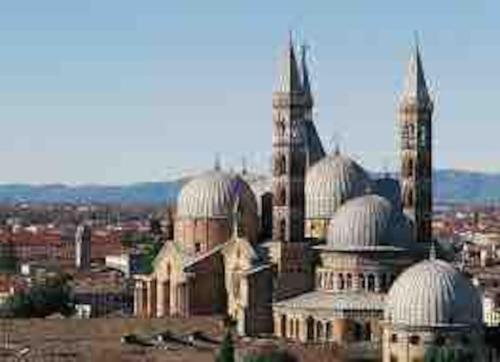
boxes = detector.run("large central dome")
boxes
[326,194,412,251]
[305,153,371,220]
[385,259,483,328]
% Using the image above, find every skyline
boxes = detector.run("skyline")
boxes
[0,1,499,184]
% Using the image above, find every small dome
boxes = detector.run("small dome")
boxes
[385,259,483,327]
[177,170,257,219]
[305,153,371,219]
[326,194,412,251]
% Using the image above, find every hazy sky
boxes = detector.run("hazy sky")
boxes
[0,1,498,184]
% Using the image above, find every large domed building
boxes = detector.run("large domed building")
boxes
[132,35,487,359]
[383,257,485,361]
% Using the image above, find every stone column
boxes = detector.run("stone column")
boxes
[146,280,153,317]
[133,280,143,317]
[156,280,164,317]
[375,274,381,293]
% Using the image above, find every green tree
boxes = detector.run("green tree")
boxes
[216,330,235,362]
[2,274,73,318]
[424,343,474,362]
[0,240,17,273]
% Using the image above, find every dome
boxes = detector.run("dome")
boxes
[385,259,483,327]
[326,194,412,251]
[177,170,257,219]
[305,153,371,219]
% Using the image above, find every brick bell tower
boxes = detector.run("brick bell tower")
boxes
[270,34,312,299]
[399,41,433,243]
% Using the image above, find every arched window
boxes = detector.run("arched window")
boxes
[279,219,286,240]
[338,274,345,290]
[380,274,387,291]
[367,274,375,292]
[346,273,353,290]
[359,274,365,290]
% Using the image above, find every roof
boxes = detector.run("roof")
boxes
[176,170,257,220]
[386,259,483,328]
[305,152,370,220]
[274,290,385,312]
[326,194,413,251]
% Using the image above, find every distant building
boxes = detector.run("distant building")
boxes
[75,224,91,270]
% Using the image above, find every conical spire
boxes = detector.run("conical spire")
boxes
[301,43,313,103]
[402,37,431,104]
[276,32,302,93]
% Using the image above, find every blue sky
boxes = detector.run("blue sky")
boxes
[0,0,498,184]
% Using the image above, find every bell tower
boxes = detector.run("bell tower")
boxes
[272,34,306,245]
[270,34,311,299]
[399,41,433,243]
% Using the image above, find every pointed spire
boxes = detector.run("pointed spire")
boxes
[276,32,302,93]
[301,43,313,104]
[402,34,431,104]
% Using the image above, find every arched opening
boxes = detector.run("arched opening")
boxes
[306,317,314,342]
[364,322,371,341]
[316,321,323,341]
[353,322,363,341]
[325,322,332,341]
[280,314,287,338]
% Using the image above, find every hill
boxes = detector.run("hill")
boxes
[0,170,500,205]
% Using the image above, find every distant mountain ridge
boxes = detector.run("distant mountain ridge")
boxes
[0,170,500,205]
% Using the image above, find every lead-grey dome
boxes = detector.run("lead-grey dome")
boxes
[177,170,257,219]
[305,153,371,219]
[326,194,412,251]
[385,259,483,327]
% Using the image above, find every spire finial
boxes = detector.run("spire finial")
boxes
[241,156,247,175]
[330,132,341,155]
[414,30,420,52]
[214,153,221,171]
[429,241,436,260]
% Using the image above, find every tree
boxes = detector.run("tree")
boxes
[424,341,474,362]
[216,330,235,362]
[2,273,74,318]
[0,240,17,273]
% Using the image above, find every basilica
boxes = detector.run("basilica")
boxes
[133,36,486,361]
